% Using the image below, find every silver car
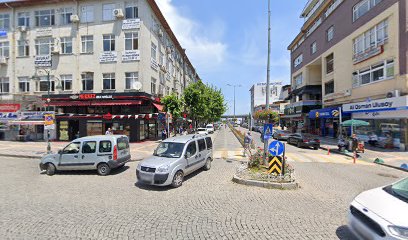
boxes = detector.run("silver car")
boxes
[39,135,131,176]
[136,135,213,188]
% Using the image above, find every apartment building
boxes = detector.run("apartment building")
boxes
[0,0,199,142]
[249,82,283,115]
[286,0,408,150]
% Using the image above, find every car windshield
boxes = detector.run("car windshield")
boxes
[388,178,408,201]
[154,142,185,158]
[198,128,206,131]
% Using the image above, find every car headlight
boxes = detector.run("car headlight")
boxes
[389,226,408,238]
[157,165,170,173]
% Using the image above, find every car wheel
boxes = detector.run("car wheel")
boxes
[97,163,111,176]
[203,158,211,171]
[171,170,184,188]
[46,163,56,176]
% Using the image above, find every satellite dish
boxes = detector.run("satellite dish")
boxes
[133,81,142,91]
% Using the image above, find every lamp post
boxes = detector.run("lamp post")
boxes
[32,69,62,153]
[227,84,242,121]
[264,0,272,164]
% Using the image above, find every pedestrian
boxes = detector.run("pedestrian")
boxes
[368,132,378,147]
[105,128,113,135]
[243,132,253,157]
[161,129,167,140]
[351,134,359,157]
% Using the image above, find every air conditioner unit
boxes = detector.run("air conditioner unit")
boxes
[386,90,400,98]
[113,9,124,18]
[18,25,28,32]
[0,56,7,65]
[70,14,80,23]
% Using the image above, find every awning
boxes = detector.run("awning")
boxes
[47,101,90,107]
[91,100,142,106]
[153,103,164,112]
[9,120,45,125]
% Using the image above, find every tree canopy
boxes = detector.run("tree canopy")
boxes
[161,93,183,119]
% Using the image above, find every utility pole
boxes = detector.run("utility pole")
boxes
[227,84,242,121]
[264,0,271,165]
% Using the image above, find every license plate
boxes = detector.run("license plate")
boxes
[139,172,153,183]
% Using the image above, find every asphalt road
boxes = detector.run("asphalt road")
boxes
[0,127,406,239]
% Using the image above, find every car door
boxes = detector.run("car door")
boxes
[184,140,198,175]
[79,140,98,169]
[196,138,207,169]
[59,141,82,170]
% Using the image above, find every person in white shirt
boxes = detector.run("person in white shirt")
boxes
[105,128,113,135]
[368,132,378,146]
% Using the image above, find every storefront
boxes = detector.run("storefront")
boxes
[342,96,408,151]
[283,101,321,133]
[44,92,164,142]
[308,107,350,138]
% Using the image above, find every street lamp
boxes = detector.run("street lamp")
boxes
[32,69,62,153]
[226,84,242,120]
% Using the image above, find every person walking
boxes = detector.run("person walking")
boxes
[105,128,113,135]
[351,134,359,158]
[161,129,167,141]
[243,132,253,157]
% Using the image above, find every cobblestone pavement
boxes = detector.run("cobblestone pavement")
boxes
[0,127,406,239]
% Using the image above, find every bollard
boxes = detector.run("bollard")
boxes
[327,147,330,155]
[353,151,356,164]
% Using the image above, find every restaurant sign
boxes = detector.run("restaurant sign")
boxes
[122,50,140,61]
[68,94,114,100]
[0,104,20,112]
[99,52,117,63]
[343,96,408,113]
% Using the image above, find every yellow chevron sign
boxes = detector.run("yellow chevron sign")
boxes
[268,156,283,174]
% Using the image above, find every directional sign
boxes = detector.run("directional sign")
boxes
[268,140,284,156]
[263,123,273,137]
[268,156,283,175]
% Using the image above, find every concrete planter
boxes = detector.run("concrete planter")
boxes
[232,174,298,190]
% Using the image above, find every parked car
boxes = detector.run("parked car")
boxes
[136,135,213,188]
[39,135,131,176]
[287,133,320,150]
[273,130,291,141]
[196,128,208,135]
[206,124,215,134]
[348,177,408,239]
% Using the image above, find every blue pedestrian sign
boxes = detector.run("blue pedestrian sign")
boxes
[263,123,273,137]
[269,140,284,156]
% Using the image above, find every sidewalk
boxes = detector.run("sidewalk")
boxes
[318,136,407,171]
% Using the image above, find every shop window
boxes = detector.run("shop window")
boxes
[139,120,145,140]
[87,121,102,136]
[326,53,334,74]
[99,141,112,153]
[59,121,69,141]
[35,9,55,27]
[324,81,334,95]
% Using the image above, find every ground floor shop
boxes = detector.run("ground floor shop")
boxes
[308,107,351,138]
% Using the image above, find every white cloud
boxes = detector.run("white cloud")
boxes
[156,0,227,72]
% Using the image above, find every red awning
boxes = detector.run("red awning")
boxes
[91,100,142,106]
[48,101,90,107]
[153,103,164,112]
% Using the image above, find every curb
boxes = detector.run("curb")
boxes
[374,162,408,173]
[232,174,298,190]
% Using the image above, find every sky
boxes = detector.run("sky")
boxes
[156,0,307,115]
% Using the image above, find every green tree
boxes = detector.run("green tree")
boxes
[161,93,183,119]
[254,109,279,124]
[205,85,227,123]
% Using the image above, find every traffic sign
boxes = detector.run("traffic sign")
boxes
[263,123,273,137]
[268,156,283,175]
[268,140,284,156]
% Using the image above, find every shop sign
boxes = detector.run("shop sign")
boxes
[44,113,55,130]
[35,55,52,67]
[122,19,141,30]
[79,94,113,100]
[309,108,340,119]
[36,27,52,37]
[21,111,53,120]
[352,110,408,119]
[343,96,408,113]
[0,112,19,120]
[122,50,140,62]
[99,51,117,63]
[151,58,159,71]
[0,104,20,112]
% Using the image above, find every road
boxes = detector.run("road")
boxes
[0,127,406,239]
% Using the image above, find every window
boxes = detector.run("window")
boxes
[103,4,115,21]
[62,142,80,154]
[103,34,115,52]
[81,72,93,91]
[103,73,115,90]
[99,141,112,153]
[82,141,96,154]
[353,59,394,87]
[124,32,138,50]
[0,14,10,30]
[327,26,334,42]
[294,73,303,87]
[205,137,212,149]
[60,37,72,54]
[324,81,334,95]
[151,42,157,60]
[159,72,165,84]
[0,77,9,93]
[326,53,334,74]
[81,5,94,23]
[159,51,164,65]
[125,2,138,19]
[294,54,303,68]
[311,41,317,54]
[17,40,29,57]
[18,77,30,92]
[37,76,55,92]
[60,74,72,91]
[35,10,55,27]
[198,139,206,152]
[35,37,53,55]
[185,141,197,158]
[0,42,9,57]
[166,86,170,96]
[81,35,93,53]
[353,0,383,22]
[151,78,157,94]
[353,19,388,56]
[125,72,138,89]
[60,8,73,25]
[17,12,29,27]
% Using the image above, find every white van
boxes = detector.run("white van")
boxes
[206,124,215,134]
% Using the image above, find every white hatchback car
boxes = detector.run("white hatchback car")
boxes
[348,177,408,239]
